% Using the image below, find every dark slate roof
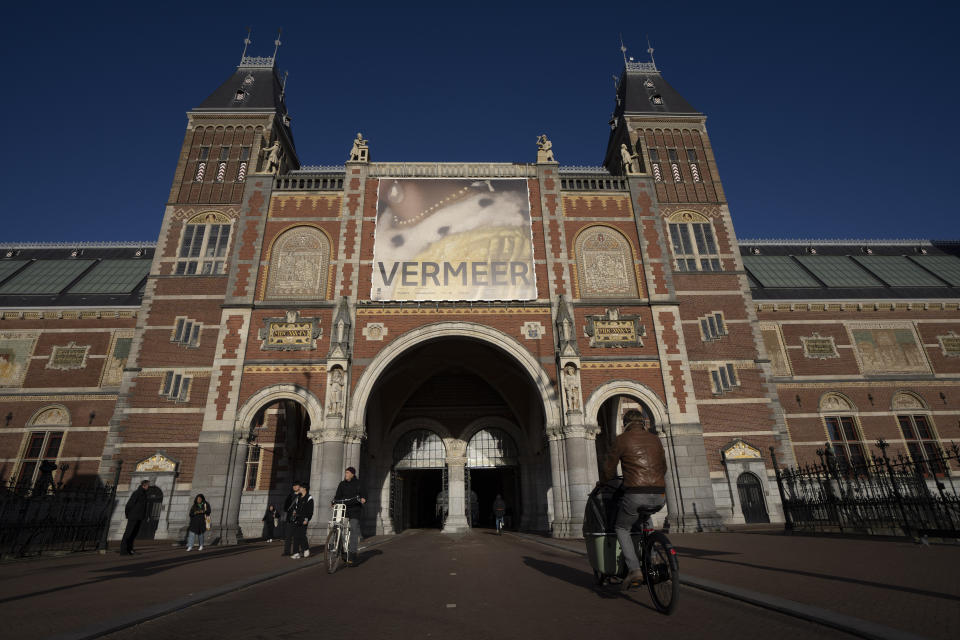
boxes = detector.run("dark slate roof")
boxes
[0,244,154,307]
[619,63,700,116]
[194,60,286,112]
[739,240,960,300]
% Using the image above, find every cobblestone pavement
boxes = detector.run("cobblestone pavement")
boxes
[101,530,843,640]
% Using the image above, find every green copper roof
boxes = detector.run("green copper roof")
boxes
[71,259,151,294]
[794,256,884,287]
[0,260,95,294]
[908,255,960,286]
[743,256,820,288]
[0,260,28,284]
[853,256,947,287]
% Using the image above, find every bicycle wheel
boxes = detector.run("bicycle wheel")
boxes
[643,531,679,614]
[325,527,342,574]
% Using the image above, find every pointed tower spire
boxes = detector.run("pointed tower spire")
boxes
[272,28,283,62]
[619,33,628,67]
[646,35,657,70]
[240,27,252,64]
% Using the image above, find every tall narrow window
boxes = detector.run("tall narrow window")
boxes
[699,312,727,341]
[710,363,739,394]
[686,148,702,182]
[667,149,682,182]
[215,146,230,183]
[175,213,232,275]
[172,317,202,347]
[898,415,944,475]
[194,147,210,182]
[237,147,250,182]
[160,371,192,402]
[244,445,261,490]
[649,148,663,183]
[668,212,721,272]
[824,416,868,470]
[16,431,64,488]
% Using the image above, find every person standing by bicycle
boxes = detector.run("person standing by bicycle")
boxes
[289,481,314,559]
[333,466,366,566]
[601,409,667,589]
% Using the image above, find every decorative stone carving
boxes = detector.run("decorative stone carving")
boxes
[850,324,928,374]
[938,331,960,357]
[362,322,388,341]
[46,342,90,370]
[620,143,639,175]
[575,227,637,298]
[258,311,322,351]
[135,453,177,473]
[328,297,353,360]
[259,138,283,175]
[30,406,70,426]
[562,363,582,413]
[521,321,545,341]
[0,331,39,388]
[536,134,555,163]
[265,226,331,300]
[800,332,839,360]
[326,367,346,417]
[760,324,791,376]
[819,393,854,413]
[584,308,645,348]
[349,132,369,162]
[100,330,135,387]
[555,297,579,357]
[722,439,762,460]
[892,392,925,410]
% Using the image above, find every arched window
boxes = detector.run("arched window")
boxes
[667,211,721,272]
[394,430,446,469]
[265,226,331,300]
[175,212,232,275]
[16,405,70,488]
[892,392,944,474]
[819,393,867,470]
[466,428,518,468]
[574,226,638,298]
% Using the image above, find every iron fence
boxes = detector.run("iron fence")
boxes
[0,468,119,559]
[771,440,960,539]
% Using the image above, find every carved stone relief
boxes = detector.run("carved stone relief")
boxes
[800,332,839,360]
[584,308,645,348]
[722,439,762,460]
[362,323,388,341]
[100,330,135,387]
[265,226,330,300]
[891,392,925,410]
[759,324,791,376]
[135,453,178,473]
[520,321,545,340]
[0,331,39,387]
[30,406,70,426]
[938,331,960,357]
[849,324,928,374]
[819,393,854,413]
[258,311,323,351]
[47,342,90,370]
[575,227,637,298]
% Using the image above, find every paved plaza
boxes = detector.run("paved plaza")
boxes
[0,530,956,640]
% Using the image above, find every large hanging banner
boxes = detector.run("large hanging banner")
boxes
[371,178,536,301]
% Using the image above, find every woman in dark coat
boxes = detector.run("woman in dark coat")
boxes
[186,493,211,551]
[262,504,279,542]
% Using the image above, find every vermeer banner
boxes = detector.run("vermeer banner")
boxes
[371,179,536,301]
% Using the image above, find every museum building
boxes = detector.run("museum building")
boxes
[1,48,958,542]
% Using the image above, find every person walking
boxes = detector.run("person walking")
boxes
[282,483,299,556]
[186,493,211,551]
[120,479,150,555]
[333,467,366,566]
[262,504,279,542]
[289,482,314,559]
[493,494,506,533]
[600,409,667,590]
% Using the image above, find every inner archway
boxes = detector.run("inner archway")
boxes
[466,426,520,529]
[360,335,553,535]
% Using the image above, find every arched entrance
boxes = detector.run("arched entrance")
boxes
[357,329,555,535]
[466,426,520,529]
[736,472,769,523]
[391,428,447,531]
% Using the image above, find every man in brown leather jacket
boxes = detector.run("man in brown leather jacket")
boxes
[601,408,667,588]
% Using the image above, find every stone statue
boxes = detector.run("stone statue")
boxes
[327,368,345,417]
[563,363,581,412]
[349,132,369,162]
[620,143,638,175]
[536,134,555,163]
[260,139,283,174]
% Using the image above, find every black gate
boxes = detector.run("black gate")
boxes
[136,485,164,540]
[736,472,770,523]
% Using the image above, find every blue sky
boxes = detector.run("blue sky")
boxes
[0,1,957,242]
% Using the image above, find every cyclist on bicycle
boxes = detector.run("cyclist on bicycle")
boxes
[333,466,366,566]
[600,409,667,589]
[493,494,506,532]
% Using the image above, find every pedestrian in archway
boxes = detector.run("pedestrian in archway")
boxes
[262,504,279,542]
[290,481,314,559]
[333,467,366,565]
[120,479,150,555]
[186,493,211,551]
[281,481,300,556]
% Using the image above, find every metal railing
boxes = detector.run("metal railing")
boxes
[771,441,960,539]
[0,468,120,559]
